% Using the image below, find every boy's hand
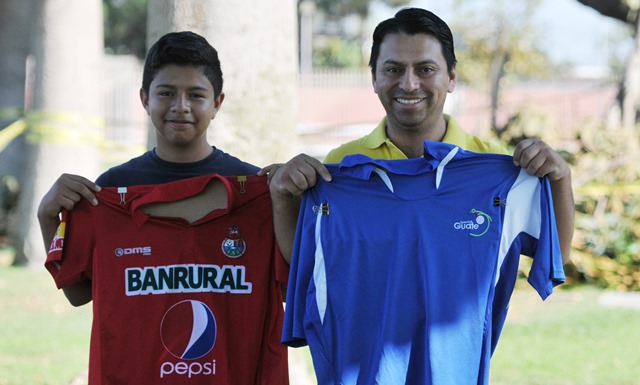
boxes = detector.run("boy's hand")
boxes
[37,174,101,221]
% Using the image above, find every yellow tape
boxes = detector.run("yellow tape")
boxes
[0,109,147,157]
[0,119,27,153]
[24,110,105,146]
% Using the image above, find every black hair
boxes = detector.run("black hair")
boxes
[141,31,223,98]
[369,8,457,74]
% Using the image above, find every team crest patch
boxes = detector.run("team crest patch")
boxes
[49,222,66,253]
[221,225,246,258]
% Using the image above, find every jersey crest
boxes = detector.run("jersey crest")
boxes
[221,225,246,258]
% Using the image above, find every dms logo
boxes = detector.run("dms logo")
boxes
[115,246,152,257]
[160,300,217,379]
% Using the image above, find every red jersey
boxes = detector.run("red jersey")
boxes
[45,174,289,385]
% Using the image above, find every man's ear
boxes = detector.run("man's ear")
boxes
[371,70,379,95]
[448,66,457,93]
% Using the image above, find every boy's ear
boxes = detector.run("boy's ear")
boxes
[139,88,150,114]
[214,92,225,109]
[212,92,225,119]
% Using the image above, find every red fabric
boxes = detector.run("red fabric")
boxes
[45,174,289,385]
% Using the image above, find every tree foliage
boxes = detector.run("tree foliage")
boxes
[449,0,561,135]
[103,0,148,58]
[307,0,411,68]
[312,0,410,19]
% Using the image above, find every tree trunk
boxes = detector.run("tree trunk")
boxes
[621,18,640,130]
[576,0,639,129]
[0,0,34,254]
[14,0,104,266]
[146,0,300,167]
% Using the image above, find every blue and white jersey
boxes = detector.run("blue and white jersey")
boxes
[282,141,566,385]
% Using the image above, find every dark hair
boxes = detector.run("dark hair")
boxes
[141,31,223,98]
[369,8,457,74]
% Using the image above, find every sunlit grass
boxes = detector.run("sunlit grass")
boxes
[0,265,91,385]
[1,261,639,385]
[491,286,640,385]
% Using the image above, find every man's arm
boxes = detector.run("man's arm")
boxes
[259,155,332,264]
[37,173,101,306]
[512,138,574,264]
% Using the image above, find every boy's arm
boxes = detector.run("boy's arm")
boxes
[38,174,101,306]
[61,280,93,307]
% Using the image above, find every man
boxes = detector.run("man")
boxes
[261,6,572,383]
[262,8,573,266]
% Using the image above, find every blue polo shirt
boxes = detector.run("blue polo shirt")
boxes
[283,141,565,385]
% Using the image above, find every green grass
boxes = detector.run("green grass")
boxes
[490,286,640,385]
[0,265,91,385]
[1,262,639,385]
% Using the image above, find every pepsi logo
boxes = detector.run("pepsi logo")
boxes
[160,300,217,360]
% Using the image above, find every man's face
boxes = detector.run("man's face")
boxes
[372,32,456,134]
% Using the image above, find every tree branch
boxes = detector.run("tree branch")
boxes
[576,0,637,25]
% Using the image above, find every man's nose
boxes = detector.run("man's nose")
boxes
[399,71,420,92]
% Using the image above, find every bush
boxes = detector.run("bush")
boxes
[499,108,640,290]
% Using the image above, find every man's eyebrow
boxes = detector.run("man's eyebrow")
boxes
[381,59,438,66]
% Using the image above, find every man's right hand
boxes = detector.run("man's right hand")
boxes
[260,154,332,198]
[259,154,332,264]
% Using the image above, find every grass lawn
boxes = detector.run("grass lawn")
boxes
[0,264,91,385]
[491,285,640,385]
[1,259,639,385]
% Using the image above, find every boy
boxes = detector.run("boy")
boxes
[38,31,260,304]
[39,31,288,384]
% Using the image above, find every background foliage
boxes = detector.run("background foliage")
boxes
[74,1,640,290]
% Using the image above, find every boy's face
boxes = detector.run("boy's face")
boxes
[140,64,223,158]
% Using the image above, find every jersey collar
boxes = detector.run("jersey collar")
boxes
[129,174,234,226]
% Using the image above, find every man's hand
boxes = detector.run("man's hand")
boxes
[259,154,332,264]
[513,138,574,264]
[512,138,570,182]
[260,154,332,197]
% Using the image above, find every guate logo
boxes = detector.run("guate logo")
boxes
[453,209,492,237]
[160,300,217,360]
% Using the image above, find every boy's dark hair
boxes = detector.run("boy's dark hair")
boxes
[142,31,223,98]
[369,8,457,74]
